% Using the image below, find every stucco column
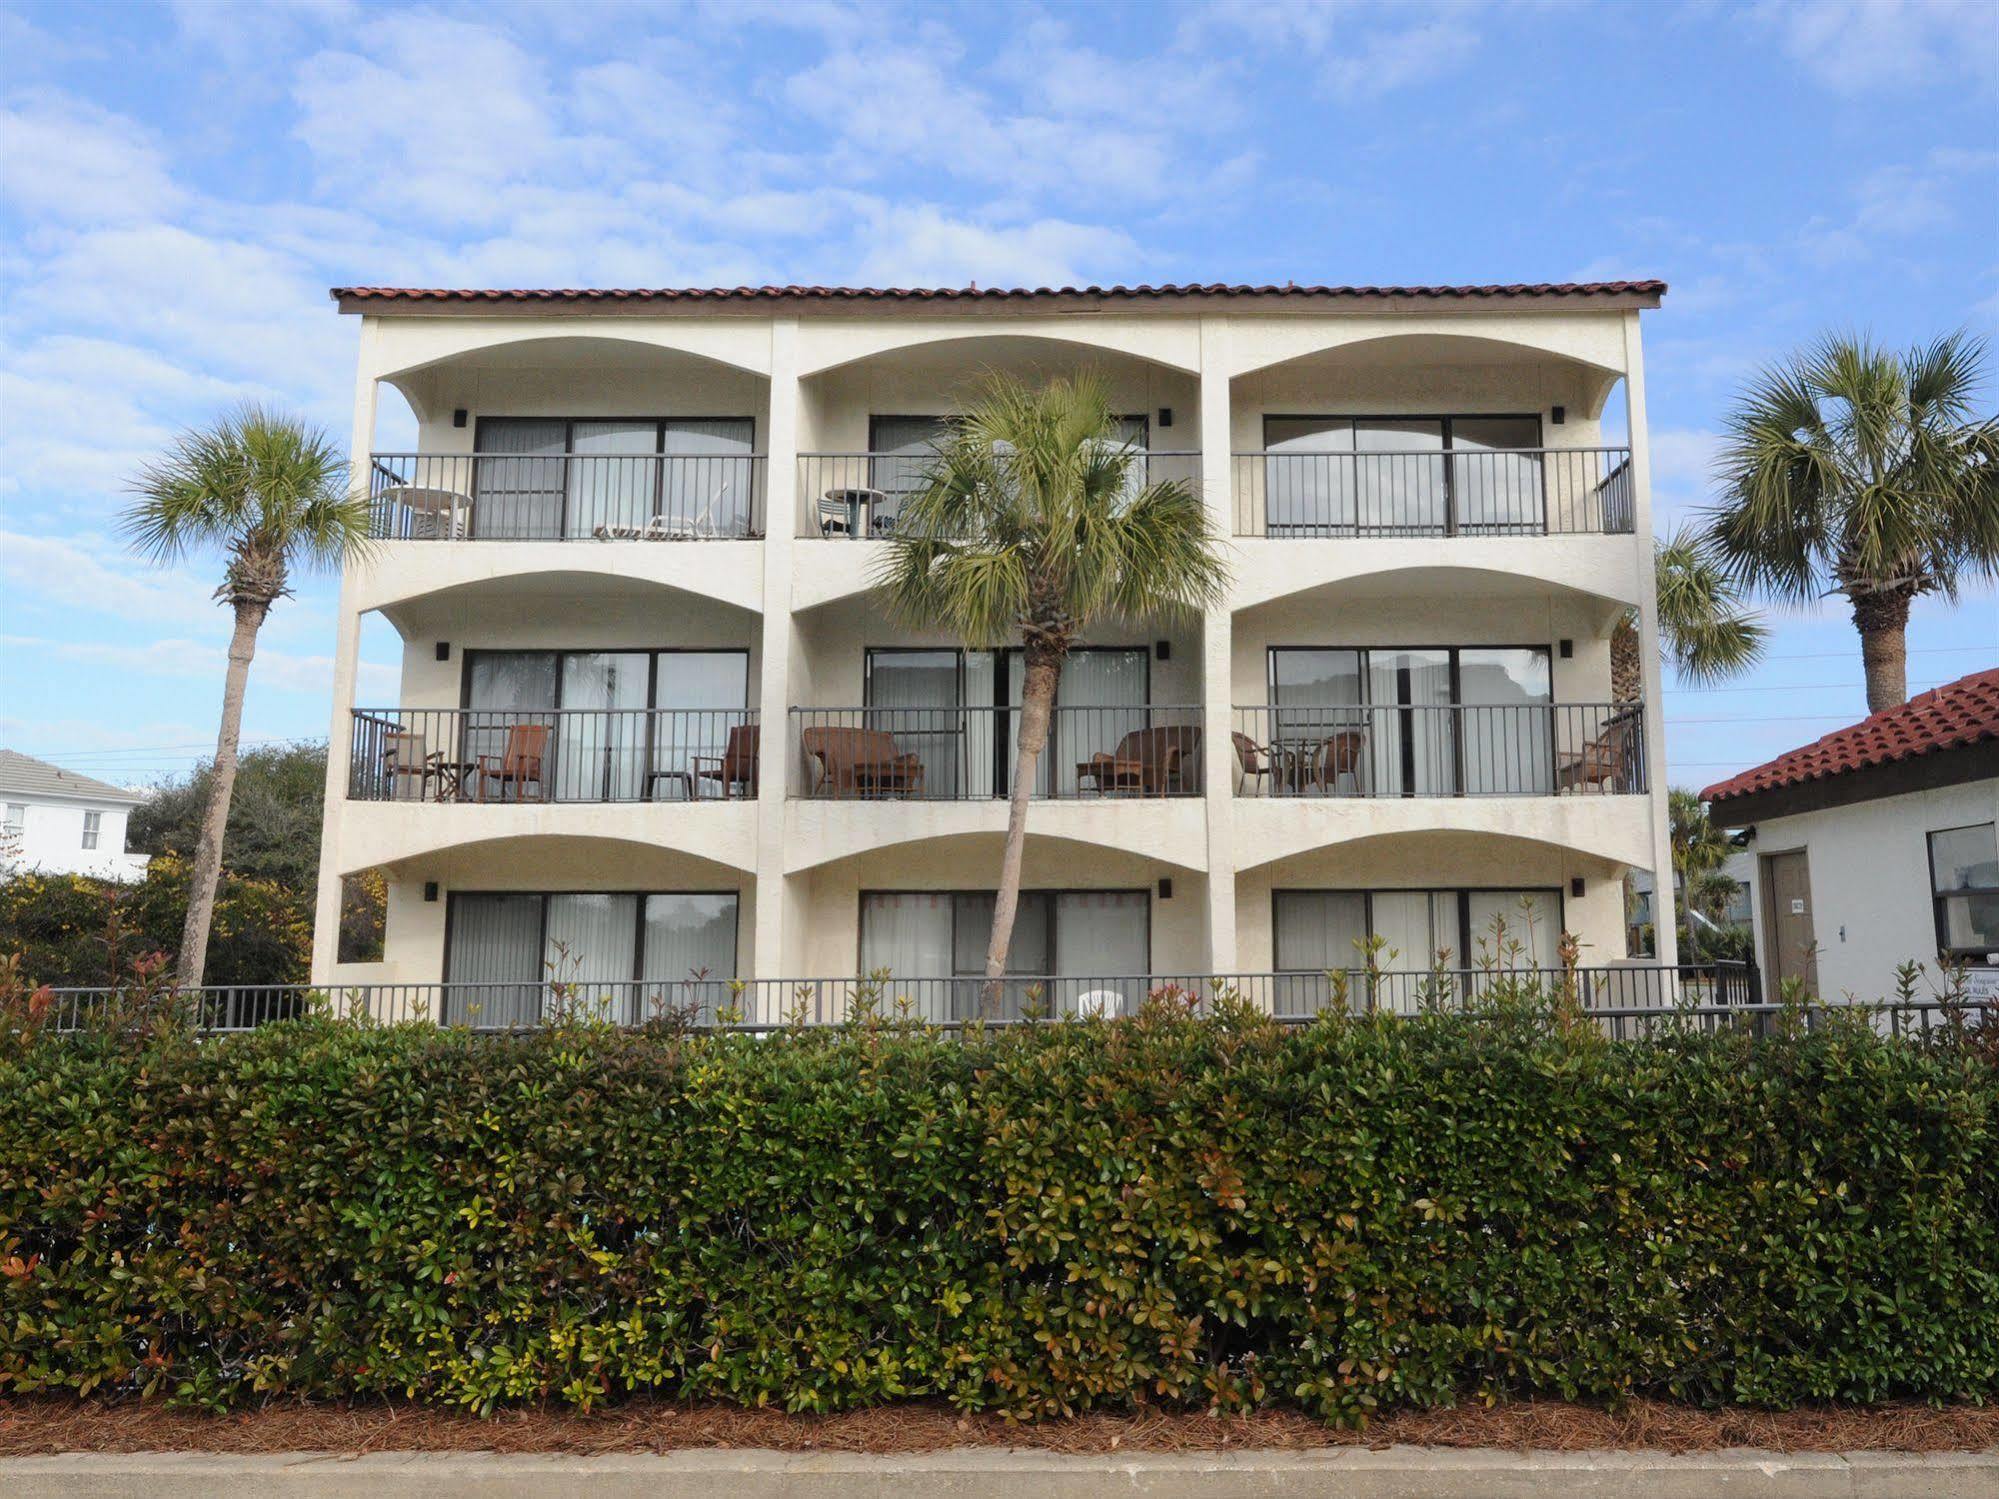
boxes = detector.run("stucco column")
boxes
[1198,317,1239,976]
[1622,312,1680,968]
[751,319,801,985]
[310,324,379,982]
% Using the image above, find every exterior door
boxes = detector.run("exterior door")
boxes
[1760,850,1819,997]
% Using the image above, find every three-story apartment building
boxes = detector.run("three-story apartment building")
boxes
[310,280,1678,1024]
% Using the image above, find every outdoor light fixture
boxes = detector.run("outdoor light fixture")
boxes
[1570,877,1585,898]
[1155,640,1171,661]
[435,641,450,661]
[423,882,440,902]
[452,408,468,427]
[1559,639,1573,658]
[1551,405,1566,425]
[1157,878,1173,900]
[1157,407,1173,427]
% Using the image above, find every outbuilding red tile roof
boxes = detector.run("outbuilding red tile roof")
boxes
[1701,668,1999,807]
[330,280,1666,307]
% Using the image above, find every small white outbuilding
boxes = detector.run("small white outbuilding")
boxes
[1701,668,1998,1004]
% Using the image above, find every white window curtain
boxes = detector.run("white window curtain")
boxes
[1053,891,1148,1013]
[1457,648,1553,796]
[1272,891,1368,1015]
[543,894,639,1020]
[556,652,650,802]
[1367,649,1454,796]
[475,419,566,539]
[661,419,755,536]
[867,650,967,798]
[641,894,738,1020]
[1049,648,1150,796]
[859,892,954,980]
[444,894,543,1027]
[566,420,658,538]
[1465,890,1561,970]
[653,653,750,800]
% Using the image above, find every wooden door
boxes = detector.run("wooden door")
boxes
[1760,850,1819,997]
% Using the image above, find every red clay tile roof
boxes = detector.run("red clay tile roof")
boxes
[1701,668,1999,807]
[330,280,1666,307]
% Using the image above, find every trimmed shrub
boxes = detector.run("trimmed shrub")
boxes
[1,1000,1993,1419]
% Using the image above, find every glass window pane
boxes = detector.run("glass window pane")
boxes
[566,421,658,538]
[555,653,650,801]
[1273,890,1367,1015]
[1264,418,1353,536]
[1367,649,1454,796]
[860,892,954,980]
[641,893,738,1020]
[465,652,559,777]
[1452,418,1544,535]
[652,652,749,800]
[1465,890,1560,970]
[1052,649,1151,796]
[662,419,755,537]
[474,419,566,539]
[1930,824,1998,893]
[445,894,543,1027]
[1053,891,1148,1013]
[869,417,953,520]
[867,650,966,798]
[1940,894,1999,951]
[1458,648,1553,796]
[1355,420,1444,536]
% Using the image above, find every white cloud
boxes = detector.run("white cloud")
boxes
[0,531,223,629]
[0,634,395,699]
[1191,0,1484,99]
[0,92,183,224]
[850,209,1144,290]
[1754,0,1999,93]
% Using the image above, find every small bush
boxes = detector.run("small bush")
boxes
[0,1001,1993,1419]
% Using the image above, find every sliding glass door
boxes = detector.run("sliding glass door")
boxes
[445,891,738,1025]
[1262,415,1543,536]
[476,418,757,539]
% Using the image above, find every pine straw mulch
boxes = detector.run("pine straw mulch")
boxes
[2,1397,1994,1457]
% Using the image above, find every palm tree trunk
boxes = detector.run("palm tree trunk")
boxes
[176,599,267,988]
[983,646,1061,1014]
[1851,587,1912,714]
[1610,610,1642,703]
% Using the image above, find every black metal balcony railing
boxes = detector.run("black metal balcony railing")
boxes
[798,452,1202,538]
[1230,702,1646,797]
[348,708,760,803]
[789,705,1204,799]
[368,453,767,541]
[1232,447,1633,538]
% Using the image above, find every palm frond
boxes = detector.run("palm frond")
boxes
[1655,526,1765,683]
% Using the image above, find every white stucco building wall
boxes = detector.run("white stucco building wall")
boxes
[0,751,151,882]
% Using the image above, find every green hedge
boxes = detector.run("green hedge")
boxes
[2,1002,1994,1419]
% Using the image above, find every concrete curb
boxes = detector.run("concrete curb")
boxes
[2,1446,1995,1498]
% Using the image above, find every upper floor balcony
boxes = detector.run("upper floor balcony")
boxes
[367,448,767,542]
[796,448,1203,538]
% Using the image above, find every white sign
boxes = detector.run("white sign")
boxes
[1788,899,1805,916]
[1965,967,1999,1002]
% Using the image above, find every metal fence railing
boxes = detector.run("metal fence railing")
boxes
[34,963,1999,1041]
[1231,702,1647,797]
[368,452,767,541]
[789,705,1204,799]
[1232,447,1633,538]
[798,452,1202,538]
[348,708,759,803]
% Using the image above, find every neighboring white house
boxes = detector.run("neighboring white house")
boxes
[0,749,151,881]
[308,279,1683,1021]
[1702,668,1999,1003]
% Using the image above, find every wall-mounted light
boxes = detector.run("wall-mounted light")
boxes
[1157,878,1173,900]
[1157,407,1173,428]
[1551,405,1566,425]
[1570,877,1585,899]
[423,881,440,903]
[1558,639,1573,659]
[435,641,451,661]
[452,408,468,428]
[1154,640,1171,661]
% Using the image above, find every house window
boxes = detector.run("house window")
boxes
[2,803,22,836]
[1928,823,1999,958]
[860,889,1150,1018]
[472,417,758,539]
[443,891,739,1026]
[1273,887,1564,1013]
[81,811,101,849]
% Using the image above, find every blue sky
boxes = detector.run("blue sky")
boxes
[1,0,1994,792]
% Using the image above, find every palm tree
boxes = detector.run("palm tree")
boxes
[1708,332,1998,713]
[873,374,1229,1001]
[124,406,371,988]
[1610,526,1766,702]
[1668,787,1736,960]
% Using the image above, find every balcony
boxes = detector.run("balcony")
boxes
[367,452,767,541]
[348,708,760,803]
[1230,703,1646,797]
[789,705,1203,799]
[1231,446,1632,538]
[797,451,1202,538]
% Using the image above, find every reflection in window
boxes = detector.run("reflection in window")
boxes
[1928,823,1999,957]
[1261,415,1544,536]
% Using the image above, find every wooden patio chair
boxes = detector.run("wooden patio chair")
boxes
[1556,706,1640,793]
[690,724,760,799]
[800,725,926,797]
[1078,725,1201,797]
[476,722,553,802]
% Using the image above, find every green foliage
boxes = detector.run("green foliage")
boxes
[1654,526,1766,683]
[0,854,311,987]
[127,741,328,894]
[1,1004,1993,1420]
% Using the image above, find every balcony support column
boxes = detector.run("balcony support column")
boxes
[1198,317,1239,976]
[752,320,801,980]
[1623,312,1679,968]
[310,330,379,984]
